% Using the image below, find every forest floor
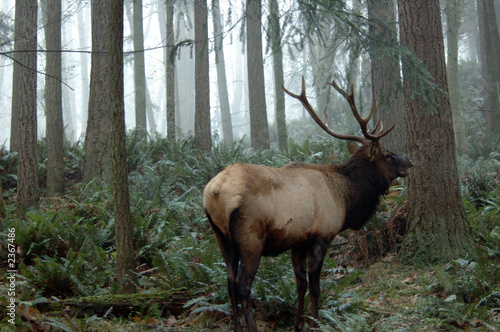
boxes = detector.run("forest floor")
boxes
[11,246,500,332]
[1,136,499,331]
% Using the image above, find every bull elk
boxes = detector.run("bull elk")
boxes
[203,76,412,331]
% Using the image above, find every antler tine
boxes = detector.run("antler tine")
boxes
[330,80,396,142]
[283,76,365,144]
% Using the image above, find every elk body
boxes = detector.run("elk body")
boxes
[203,77,412,331]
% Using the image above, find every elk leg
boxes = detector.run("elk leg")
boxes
[235,248,262,332]
[291,248,308,331]
[207,213,242,332]
[225,242,242,332]
[307,242,327,327]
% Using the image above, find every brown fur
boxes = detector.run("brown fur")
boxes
[203,143,412,332]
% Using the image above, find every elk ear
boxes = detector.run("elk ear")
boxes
[368,143,382,162]
[347,141,360,155]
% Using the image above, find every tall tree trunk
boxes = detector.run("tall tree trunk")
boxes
[165,0,176,140]
[194,0,211,150]
[133,0,147,136]
[77,7,90,135]
[84,0,111,183]
[42,0,65,196]
[61,13,76,143]
[445,0,467,152]
[367,0,406,154]
[212,0,234,144]
[247,0,270,150]
[13,0,39,210]
[398,0,472,262]
[268,0,287,151]
[109,0,136,295]
[477,0,500,138]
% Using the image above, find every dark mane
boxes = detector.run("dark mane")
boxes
[335,145,391,230]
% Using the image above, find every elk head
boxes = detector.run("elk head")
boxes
[283,76,412,186]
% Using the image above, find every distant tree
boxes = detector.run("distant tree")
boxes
[268,0,287,151]
[194,0,211,150]
[445,0,467,152]
[247,0,270,150]
[109,0,136,294]
[477,0,500,138]
[212,0,234,144]
[84,0,111,183]
[13,0,39,210]
[133,0,147,136]
[41,0,65,196]
[166,0,176,140]
[367,0,405,154]
[398,0,472,262]
[77,7,90,133]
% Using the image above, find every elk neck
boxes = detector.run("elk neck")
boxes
[334,151,391,231]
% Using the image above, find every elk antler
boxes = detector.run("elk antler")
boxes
[329,80,395,142]
[283,76,395,144]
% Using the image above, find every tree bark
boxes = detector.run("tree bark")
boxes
[84,0,111,183]
[109,0,137,295]
[246,0,270,150]
[42,0,65,196]
[14,0,39,210]
[445,0,467,152]
[212,0,234,145]
[269,0,287,151]
[194,0,211,150]
[133,0,147,136]
[368,0,406,155]
[166,0,176,140]
[477,0,500,138]
[398,0,472,262]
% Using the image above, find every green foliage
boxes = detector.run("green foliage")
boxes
[2,131,500,330]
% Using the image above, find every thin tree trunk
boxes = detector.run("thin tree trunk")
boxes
[212,0,234,144]
[42,0,65,196]
[477,0,500,138]
[14,0,39,210]
[398,0,472,262]
[133,0,147,136]
[194,0,211,150]
[77,7,90,134]
[445,0,467,152]
[269,0,287,151]
[84,0,111,183]
[166,0,176,140]
[368,0,406,154]
[109,0,137,295]
[246,0,270,150]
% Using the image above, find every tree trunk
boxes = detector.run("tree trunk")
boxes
[165,0,176,140]
[445,0,467,152]
[194,0,211,150]
[42,0,65,196]
[268,0,287,151]
[246,0,270,150]
[367,0,406,155]
[14,0,39,210]
[477,0,500,138]
[109,0,137,295]
[212,0,234,145]
[84,0,111,183]
[133,0,147,136]
[398,0,472,262]
[77,7,90,134]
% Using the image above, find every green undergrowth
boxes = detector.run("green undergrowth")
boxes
[0,133,499,331]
